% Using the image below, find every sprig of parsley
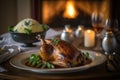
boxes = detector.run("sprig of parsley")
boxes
[8,26,14,32]
[24,28,32,34]
[84,52,90,59]
[52,39,60,45]
[42,24,49,31]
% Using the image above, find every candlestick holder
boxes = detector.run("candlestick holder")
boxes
[75,25,84,38]
[61,25,74,43]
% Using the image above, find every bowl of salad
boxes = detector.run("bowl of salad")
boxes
[8,18,49,47]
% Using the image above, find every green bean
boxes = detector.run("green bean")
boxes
[31,61,36,66]
[46,62,51,68]
[28,54,55,69]
[51,65,55,69]
[41,63,46,68]
[36,62,43,67]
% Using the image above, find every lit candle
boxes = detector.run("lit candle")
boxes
[84,29,95,47]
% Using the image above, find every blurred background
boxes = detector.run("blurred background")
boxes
[0,0,120,35]
[0,0,31,34]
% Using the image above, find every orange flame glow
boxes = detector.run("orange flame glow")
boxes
[63,1,78,19]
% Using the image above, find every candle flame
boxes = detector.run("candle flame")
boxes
[87,30,91,33]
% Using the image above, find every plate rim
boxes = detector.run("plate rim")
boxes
[9,49,106,73]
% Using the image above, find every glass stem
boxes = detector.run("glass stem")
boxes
[94,33,102,51]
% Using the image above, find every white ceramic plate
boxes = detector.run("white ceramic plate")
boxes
[9,49,106,73]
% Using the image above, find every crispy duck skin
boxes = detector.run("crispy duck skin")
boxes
[39,37,85,68]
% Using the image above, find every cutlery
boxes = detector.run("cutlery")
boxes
[106,54,120,72]
[0,66,7,72]
[106,59,116,72]
[111,54,120,72]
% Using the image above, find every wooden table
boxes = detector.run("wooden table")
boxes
[0,29,120,80]
[0,46,120,80]
[0,61,120,80]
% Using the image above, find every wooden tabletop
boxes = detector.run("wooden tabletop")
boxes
[0,29,120,80]
[0,45,120,80]
[0,60,120,80]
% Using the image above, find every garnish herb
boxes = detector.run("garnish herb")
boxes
[52,39,60,45]
[24,20,30,26]
[84,52,90,59]
[28,54,54,69]
[8,26,14,32]
[24,28,32,34]
[42,25,49,31]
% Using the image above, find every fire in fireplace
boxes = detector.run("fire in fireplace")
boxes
[31,0,110,28]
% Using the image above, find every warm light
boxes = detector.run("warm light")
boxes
[43,0,109,24]
[78,27,82,30]
[87,30,91,33]
[63,1,78,19]
[66,28,72,33]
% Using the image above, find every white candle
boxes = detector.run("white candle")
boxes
[84,29,95,47]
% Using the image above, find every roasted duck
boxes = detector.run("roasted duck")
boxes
[38,36,87,68]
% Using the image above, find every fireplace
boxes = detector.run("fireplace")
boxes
[31,0,110,28]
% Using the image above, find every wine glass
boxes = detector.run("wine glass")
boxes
[105,18,119,35]
[91,12,104,51]
[105,18,111,31]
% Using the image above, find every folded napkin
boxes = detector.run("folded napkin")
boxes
[0,45,20,64]
[0,36,5,47]
[45,28,62,39]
